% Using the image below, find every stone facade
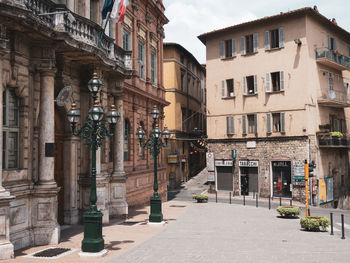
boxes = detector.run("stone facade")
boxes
[0,0,168,259]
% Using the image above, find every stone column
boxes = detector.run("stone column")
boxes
[0,44,15,260]
[110,93,128,218]
[66,0,75,12]
[37,69,57,188]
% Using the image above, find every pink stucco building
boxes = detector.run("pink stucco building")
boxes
[199,7,350,208]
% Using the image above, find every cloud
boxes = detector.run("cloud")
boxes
[164,0,350,64]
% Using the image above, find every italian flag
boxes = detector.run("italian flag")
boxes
[110,0,129,23]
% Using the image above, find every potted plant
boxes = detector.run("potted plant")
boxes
[276,206,301,218]
[192,194,208,203]
[300,216,330,231]
[330,131,343,145]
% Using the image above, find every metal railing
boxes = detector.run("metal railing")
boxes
[21,0,130,69]
[319,88,350,105]
[315,47,350,69]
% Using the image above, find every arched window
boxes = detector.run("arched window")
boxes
[124,119,130,161]
[138,121,145,160]
[3,88,19,169]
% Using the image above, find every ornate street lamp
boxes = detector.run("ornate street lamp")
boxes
[67,73,120,253]
[137,106,170,223]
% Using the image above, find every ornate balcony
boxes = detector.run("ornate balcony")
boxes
[4,0,133,71]
[316,47,350,71]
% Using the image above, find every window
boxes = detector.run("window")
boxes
[138,42,145,79]
[265,28,284,50]
[181,71,185,91]
[192,78,195,97]
[180,55,184,64]
[243,75,257,95]
[220,38,236,59]
[124,119,130,161]
[241,34,258,55]
[266,71,284,92]
[123,29,131,50]
[187,76,191,95]
[247,114,257,134]
[138,122,145,160]
[221,79,234,98]
[329,73,334,90]
[151,51,157,85]
[3,89,19,169]
[226,116,234,135]
[328,36,337,51]
[181,107,186,131]
[267,113,285,134]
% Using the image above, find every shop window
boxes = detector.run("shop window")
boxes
[124,119,130,161]
[3,88,19,169]
[272,161,291,198]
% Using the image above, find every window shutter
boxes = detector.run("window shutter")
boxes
[279,27,284,48]
[254,114,258,134]
[243,77,247,95]
[232,79,235,96]
[232,39,236,57]
[254,75,258,94]
[266,113,272,134]
[265,73,271,92]
[241,36,246,55]
[221,80,226,98]
[265,31,270,50]
[280,112,285,133]
[334,38,337,50]
[220,40,225,58]
[253,33,258,53]
[280,71,284,91]
[227,116,234,135]
[328,35,331,50]
[242,115,247,135]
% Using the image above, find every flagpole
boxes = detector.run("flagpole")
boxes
[98,0,115,47]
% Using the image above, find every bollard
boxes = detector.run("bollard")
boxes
[290,199,292,206]
[243,194,245,206]
[308,208,311,217]
[341,214,345,239]
[256,193,258,208]
[279,197,282,206]
[216,192,217,203]
[269,196,271,210]
[330,212,334,235]
[229,192,231,204]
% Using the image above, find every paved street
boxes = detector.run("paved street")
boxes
[108,202,350,263]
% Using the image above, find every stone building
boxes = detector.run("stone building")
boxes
[0,0,167,259]
[198,7,350,206]
[163,43,207,189]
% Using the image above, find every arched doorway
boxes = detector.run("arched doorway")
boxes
[54,107,65,225]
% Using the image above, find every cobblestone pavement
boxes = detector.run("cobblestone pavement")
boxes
[108,202,350,263]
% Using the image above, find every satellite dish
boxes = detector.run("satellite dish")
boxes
[328,90,336,100]
[56,86,72,106]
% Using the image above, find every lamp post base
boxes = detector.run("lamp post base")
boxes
[81,210,104,253]
[149,195,163,223]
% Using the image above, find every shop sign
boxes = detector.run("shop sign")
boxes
[215,160,233,166]
[238,160,258,167]
[272,161,291,167]
[246,141,256,148]
[208,171,215,182]
[167,155,178,164]
[206,152,215,171]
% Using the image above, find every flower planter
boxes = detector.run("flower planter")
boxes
[192,194,208,203]
[276,206,300,218]
[300,216,330,231]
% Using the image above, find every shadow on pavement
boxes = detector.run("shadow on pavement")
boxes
[105,240,135,251]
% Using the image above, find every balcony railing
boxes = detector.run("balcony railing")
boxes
[21,0,131,70]
[316,47,350,70]
[317,134,349,148]
[318,87,350,107]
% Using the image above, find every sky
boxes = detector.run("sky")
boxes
[163,0,350,64]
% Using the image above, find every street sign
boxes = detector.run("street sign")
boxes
[293,164,305,182]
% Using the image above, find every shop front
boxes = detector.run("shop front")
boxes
[272,161,292,198]
[239,160,259,196]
